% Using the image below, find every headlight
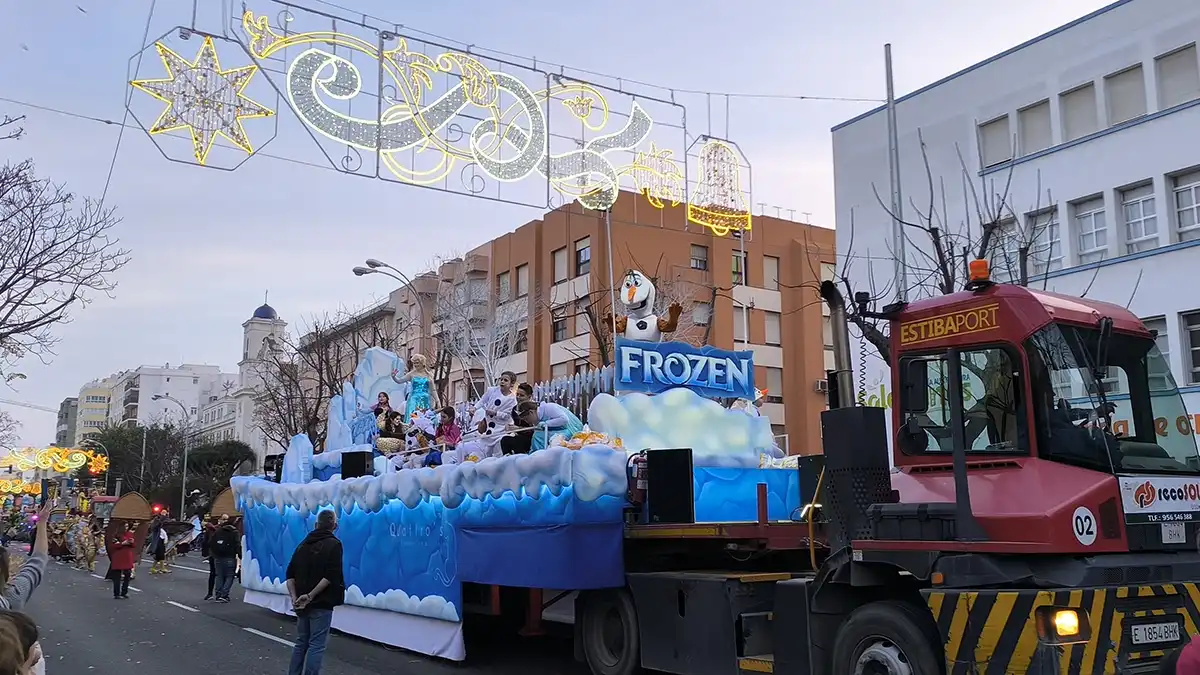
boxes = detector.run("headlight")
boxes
[1036,606,1091,645]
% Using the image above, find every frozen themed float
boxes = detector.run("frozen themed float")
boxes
[233,277,799,660]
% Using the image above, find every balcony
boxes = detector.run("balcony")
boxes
[123,390,139,407]
[122,406,138,422]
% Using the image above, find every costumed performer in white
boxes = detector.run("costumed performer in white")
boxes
[610,269,682,342]
[445,370,518,463]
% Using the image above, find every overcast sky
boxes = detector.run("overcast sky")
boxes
[0,0,1111,445]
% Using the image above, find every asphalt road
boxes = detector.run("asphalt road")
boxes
[20,549,584,675]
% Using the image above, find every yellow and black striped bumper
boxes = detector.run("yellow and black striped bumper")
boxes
[925,583,1200,674]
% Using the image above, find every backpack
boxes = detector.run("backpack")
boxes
[210,528,239,557]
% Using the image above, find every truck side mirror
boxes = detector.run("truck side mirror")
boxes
[902,359,929,414]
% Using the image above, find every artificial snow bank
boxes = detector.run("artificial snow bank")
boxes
[240,540,460,621]
[588,388,780,467]
[234,444,626,516]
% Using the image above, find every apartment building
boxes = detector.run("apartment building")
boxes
[55,398,77,447]
[833,0,1200,427]
[384,190,836,454]
[105,364,236,428]
[74,378,116,446]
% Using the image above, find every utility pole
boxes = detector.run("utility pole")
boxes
[885,43,907,302]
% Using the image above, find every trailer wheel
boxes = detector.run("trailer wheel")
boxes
[832,601,943,675]
[579,588,640,675]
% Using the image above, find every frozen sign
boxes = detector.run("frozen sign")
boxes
[615,338,755,399]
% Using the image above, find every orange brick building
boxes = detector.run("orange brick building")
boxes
[385,191,836,455]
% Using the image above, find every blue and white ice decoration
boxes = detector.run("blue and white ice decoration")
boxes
[234,445,626,622]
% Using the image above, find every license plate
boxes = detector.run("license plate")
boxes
[1131,621,1181,645]
[1162,522,1186,544]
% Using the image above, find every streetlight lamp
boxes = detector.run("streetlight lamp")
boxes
[353,259,427,350]
[79,439,111,496]
[152,394,190,519]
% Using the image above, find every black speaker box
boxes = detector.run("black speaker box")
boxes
[341,451,374,479]
[646,447,695,524]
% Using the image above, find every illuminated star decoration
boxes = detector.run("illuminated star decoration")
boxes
[130,36,274,165]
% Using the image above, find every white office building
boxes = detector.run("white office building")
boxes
[832,0,1200,441]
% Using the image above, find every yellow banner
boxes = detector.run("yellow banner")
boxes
[899,304,1000,347]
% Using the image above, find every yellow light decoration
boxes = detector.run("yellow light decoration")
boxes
[0,480,39,496]
[240,11,655,210]
[687,139,752,236]
[130,35,274,165]
[89,454,109,475]
[0,447,93,473]
[622,143,684,209]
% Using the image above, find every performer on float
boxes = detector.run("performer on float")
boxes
[513,383,585,452]
[372,391,405,454]
[610,270,683,342]
[447,371,518,463]
[391,354,440,420]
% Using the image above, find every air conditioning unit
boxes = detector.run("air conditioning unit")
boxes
[813,379,829,393]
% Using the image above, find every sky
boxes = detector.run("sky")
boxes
[0,0,1113,445]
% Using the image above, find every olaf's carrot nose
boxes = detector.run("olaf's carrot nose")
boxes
[626,287,636,302]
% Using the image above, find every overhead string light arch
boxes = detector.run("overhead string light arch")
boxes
[125,0,755,235]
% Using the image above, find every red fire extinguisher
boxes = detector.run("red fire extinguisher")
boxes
[627,451,648,507]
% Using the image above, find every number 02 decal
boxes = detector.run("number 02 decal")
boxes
[1072,506,1097,546]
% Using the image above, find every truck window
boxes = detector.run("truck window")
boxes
[899,347,1027,455]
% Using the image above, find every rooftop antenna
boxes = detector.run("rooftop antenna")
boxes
[787,209,796,221]
[756,201,767,216]
[774,206,782,218]
[802,211,812,224]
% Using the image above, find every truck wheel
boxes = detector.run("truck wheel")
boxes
[831,601,943,675]
[579,588,641,675]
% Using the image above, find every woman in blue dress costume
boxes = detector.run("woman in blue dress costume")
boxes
[391,353,440,421]
[514,383,585,451]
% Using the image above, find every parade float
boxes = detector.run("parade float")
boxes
[233,273,799,659]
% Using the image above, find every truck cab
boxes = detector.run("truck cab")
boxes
[810,273,1200,674]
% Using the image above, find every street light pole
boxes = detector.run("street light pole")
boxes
[353,260,426,353]
[153,394,190,519]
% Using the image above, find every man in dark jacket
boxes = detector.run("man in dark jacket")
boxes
[209,515,240,603]
[287,509,344,675]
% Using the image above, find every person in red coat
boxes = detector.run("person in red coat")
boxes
[109,522,137,599]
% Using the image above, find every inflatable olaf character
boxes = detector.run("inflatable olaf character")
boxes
[612,270,683,342]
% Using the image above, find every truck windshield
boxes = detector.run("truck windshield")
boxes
[1025,322,1200,475]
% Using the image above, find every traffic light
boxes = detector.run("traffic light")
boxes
[152,504,162,515]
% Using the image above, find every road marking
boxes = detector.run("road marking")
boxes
[129,586,142,592]
[170,563,208,574]
[166,601,199,613]
[90,574,104,580]
[243,627,293,647]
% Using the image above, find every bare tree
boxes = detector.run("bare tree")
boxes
[434,266,526,399]
[253,308,408,451]
[836,131,1068,366]
[0,116,131,382]
[0,411,18,449]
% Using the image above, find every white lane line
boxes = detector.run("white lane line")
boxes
[166,601,199,613]
[90,574,104,580]
[170,564,208,574]
[243,627,293,647]
[129,586,142,592]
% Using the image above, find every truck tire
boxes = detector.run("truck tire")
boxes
[579,588,641,675]
[831,601,943,675]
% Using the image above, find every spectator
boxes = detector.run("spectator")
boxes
[0,611,43,675]
[209,515,240,603]
[286,509,344,675]
[200,519,217,601]
[0,618,26,675]
[108,521,136,600]
[1162,640,1200,673]
[0,502,50,612]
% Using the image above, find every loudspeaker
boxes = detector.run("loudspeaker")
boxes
[341,451,373,479]
[646,448,695,524]
[263,454,284,483]
[797,454,825,520]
